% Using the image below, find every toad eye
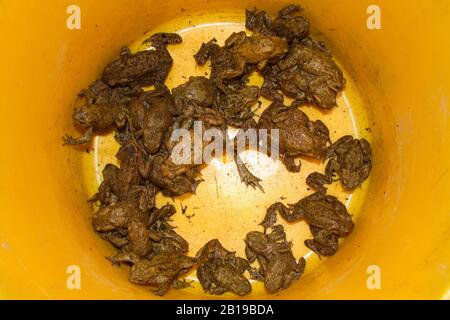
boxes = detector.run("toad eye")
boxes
[73,107,96,127]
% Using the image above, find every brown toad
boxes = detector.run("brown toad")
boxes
[214,85,260,129]
[246,4,310,43]
[89,160,156,210]
[326,135,372,190]
[149,153,202,197]
[258,101,331,172]
[266,192,354,256]
[150,211,190,254]
[262,41,345,109]
[196,239,252,296]
[245,225,305,294]
[172,76,219,115]
[128,87,175,154]
[195,32,288,90]
[171,77,225,128]
[271,4,310,43]
[111,250,196,296]
[127,219,153,258]
[102,33,182,87]
[63,80,137,145]
[307,135,372,192]
[92,200,146,233]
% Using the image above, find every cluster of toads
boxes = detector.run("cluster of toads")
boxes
[64,4,372,296]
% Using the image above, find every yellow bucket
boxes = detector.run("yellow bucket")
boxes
[0,0,449,299]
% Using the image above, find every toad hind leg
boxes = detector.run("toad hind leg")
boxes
[222,128,264,192]
[63,127,94,146]
[236,156,264,192]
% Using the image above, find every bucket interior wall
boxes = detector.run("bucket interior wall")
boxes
[0,0,449,299]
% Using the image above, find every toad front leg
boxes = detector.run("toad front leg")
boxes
[282,155,301,173]
[306,158,339,192]
[63,127,94,145]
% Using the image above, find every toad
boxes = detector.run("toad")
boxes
[246,4,310,43]
[113,144,144,198]
[149,153,202,197]
[214,85,260,128]
[171,77,224,128]
[102,33,182,87]
[63,81,134,145]
[150,214,190,254]
[196,239,252,296]
[111,250,196,296]
[326,135,372,190]
[271,5,310,43]
[89,164,121,207]
[262,40,345,109]
[81,79,142,107]
[265,192,354,256]
[89,143,150,206]
[92,180,157,254]
[245,7,273,35]
[127,219,153,258]
[258,101,331,172]
[195,32,288,90]
[307,135,372,192]
[89,162,157,211]
[172,76,219,116]
[245,225,306,293]
[128,87,175,154]
[92,200,146,233]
